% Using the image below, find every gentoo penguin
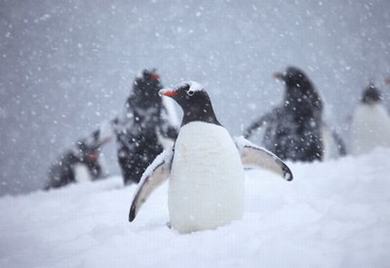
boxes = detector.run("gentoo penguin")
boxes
[128,81,293,233]
[350,83,390,155]
[45,127,111,190]
[244,66,324,162]
[112,69,178,185]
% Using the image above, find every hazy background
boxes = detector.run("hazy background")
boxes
[1,0,390,196]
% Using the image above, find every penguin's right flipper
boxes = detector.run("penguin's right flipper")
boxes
[234,136,293,181]
[128,148,173,222]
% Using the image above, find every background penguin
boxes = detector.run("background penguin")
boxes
[112,69,178,185]
[45,128,111,190]
[350,82,390,155]
[244,66,324,162]
[128,81,293,233]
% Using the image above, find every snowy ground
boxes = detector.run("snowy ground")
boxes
[1,149,390,268]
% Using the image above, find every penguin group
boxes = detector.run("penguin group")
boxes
[129,82,292,233]
[126,68,389,233]
[46,66,390,233]
[244,66,390,162]
[45,69,178,189]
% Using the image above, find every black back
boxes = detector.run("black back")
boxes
[282,66,323,121]
[259,66,324,162]
[113,69,178,184]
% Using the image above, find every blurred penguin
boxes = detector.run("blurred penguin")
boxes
[350,82,390,155]
[112,69,178,185]
[45,127,111,190]
[245,66,332,162]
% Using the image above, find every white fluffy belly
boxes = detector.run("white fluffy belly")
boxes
[168,122,245,233]
[351,104,390,155]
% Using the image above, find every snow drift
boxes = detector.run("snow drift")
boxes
[1,149,390,267]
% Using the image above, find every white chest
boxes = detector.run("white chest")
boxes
[168,122,245,233]
[74,164,92,183]
[351,104,390,154]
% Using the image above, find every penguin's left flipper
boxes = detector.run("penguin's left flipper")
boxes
[234,136,293,181]
[129,148,173,222]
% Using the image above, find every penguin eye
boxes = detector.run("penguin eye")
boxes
[187,89,195,96]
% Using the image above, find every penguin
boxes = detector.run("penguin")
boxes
[113,69,178,185]
[128,81,293,233]
[350,83,390,155]
[244,66,324,162]
[45,131,110,190]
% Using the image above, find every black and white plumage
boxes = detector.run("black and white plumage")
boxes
[129,81,293,233]
[350,83,390,155]
[234,136,293,181]
[245,66,324,162]
[45,127,111,190]
[112,69,178,185]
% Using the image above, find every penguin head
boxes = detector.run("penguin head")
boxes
[274,66,322,113]
[159,81,221,126]
[159,81,208,107]
[134,68,161,89]
[361,82,382,105]
[141,68,160,82]
[132,68,162,107]
[75,140,100,162]
[274,66,311,91]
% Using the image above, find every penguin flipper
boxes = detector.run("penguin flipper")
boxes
[129,148,173,222]
[234,136,293,181]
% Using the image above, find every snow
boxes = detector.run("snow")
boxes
[1,149,390,267]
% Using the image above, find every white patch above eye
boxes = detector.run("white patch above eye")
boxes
[187,81,204,92]
[175,81,204,93]
[187,89,195,96]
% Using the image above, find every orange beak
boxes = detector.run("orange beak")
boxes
[159,89,178,97]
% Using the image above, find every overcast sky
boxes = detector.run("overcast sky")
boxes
[1,0,390,196]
